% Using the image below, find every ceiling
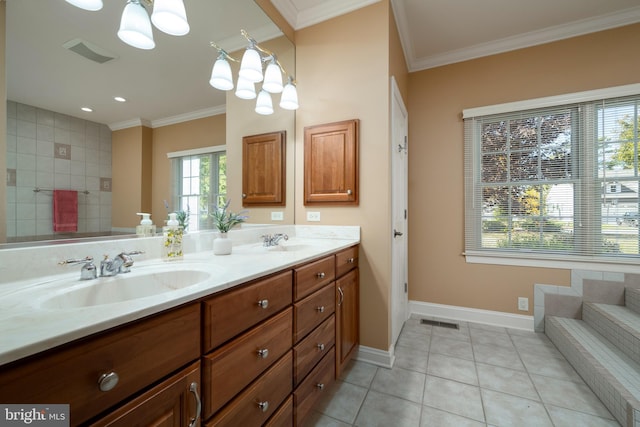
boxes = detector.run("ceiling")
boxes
[7,0,640,129]
[272,0,640,71]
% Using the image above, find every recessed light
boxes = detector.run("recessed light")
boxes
[114,96,126,102]
[81,107,93,112]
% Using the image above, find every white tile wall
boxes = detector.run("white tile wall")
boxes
[6,101,112,240]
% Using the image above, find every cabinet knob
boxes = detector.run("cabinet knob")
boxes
[316,306,325,313]
[317,343,325,351]
[257,348,269,359]
[257,299,269,309]
[242,193,247,198]
[316,272,325,279]
[347,257,355,263]
[316,383,325,390]
[347,189,353,195]
[257,401,269,412]
[98,371,119,392]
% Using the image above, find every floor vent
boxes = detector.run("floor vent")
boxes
[420,319,459,329]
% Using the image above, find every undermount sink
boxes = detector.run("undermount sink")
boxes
[36,267,212,309]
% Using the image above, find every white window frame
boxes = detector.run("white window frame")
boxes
[463,84,640,273]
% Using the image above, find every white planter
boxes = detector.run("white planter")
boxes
[213,233,232,255]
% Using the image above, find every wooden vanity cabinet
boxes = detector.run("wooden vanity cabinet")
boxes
[0,304,201,427]
[242,131,286,206]
[335,246,359,377]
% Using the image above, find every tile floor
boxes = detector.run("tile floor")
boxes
[304,316,620,427]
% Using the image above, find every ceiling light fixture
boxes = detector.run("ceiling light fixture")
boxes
[209,30,299,115]
[65,0,190,50]
[114,96,127,102]
[81,107,93,112]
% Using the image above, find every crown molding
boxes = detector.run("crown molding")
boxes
[108,118,152,131]
[407,5,640,72]
[108,105,226,131]
[271,0,380,30]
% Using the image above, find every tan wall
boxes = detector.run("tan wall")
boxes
[151,114,226,225]
[296,1,392,351]
[0,2,6,242]
[407,23,640,315]
[112,126,146,228]
[254,0,295,43]
[389,5,408,102]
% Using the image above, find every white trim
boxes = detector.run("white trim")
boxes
[354,345,394,369]
[272,0,381,30]
[410,300,534,331]
[167,145,226,159]
[463,83,640,119]
[108,118,152,131]
[152,106,226,128]
[465,252,640,275]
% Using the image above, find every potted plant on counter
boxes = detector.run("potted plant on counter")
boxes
[211,200,247,255]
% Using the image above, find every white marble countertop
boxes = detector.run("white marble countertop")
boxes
[0,225,359,366]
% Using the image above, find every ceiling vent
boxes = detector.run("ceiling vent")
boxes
[63,38,117,64]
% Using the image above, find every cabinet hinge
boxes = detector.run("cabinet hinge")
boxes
[404,282,408,293]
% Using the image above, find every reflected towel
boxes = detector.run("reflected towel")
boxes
[53,190,78,232]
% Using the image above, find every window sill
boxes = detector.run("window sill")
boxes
[464,251,640,274]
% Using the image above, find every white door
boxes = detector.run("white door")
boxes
[391,77,409,347]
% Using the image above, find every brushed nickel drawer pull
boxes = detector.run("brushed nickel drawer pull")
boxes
[316,272,325,279]
[257,401,269,412]
[316,306,325,313]
[348,257,355,263]
[98,371,119,392]
[338,287,344,306]
[257,348,269,359]
[317,343,325,351]
[316,383,325,390]
[257,299,269,309]
[188,382,201,427]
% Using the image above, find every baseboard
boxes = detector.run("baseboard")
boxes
[354,345,395,369]
[409,300,534,331]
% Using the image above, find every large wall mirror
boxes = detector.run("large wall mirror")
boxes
[3,0,295,247]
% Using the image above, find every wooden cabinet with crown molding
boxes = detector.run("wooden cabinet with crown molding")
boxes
[304,119,359,205]
[242,131,286,206]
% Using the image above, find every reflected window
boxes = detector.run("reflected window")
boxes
[171,149,226,231]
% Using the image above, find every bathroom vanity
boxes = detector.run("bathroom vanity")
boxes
[0,227,359,426]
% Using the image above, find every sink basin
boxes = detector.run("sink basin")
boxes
[37,268,212,309]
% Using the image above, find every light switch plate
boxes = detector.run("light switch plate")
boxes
[307,211,321,222]
[271,211,284,221]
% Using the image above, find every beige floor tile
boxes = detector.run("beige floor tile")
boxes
[314,380,368,424]
[354,390,422,427]
[420,405,486,426]
[423,375,485,422]
[370,366,426,403]
[546,405,620,427]
[397,330,431,351]
[472,342,525,371]
[302,411,352,427]
[394,344,429,373]
[429,335,474,360]
[427,353,478,386]
[469,328,514,349]
[339,360,377,388]
[476,363,539,401]
[481,388,553,427]
[519,351,583,383]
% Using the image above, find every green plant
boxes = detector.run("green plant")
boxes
[176,210,189,231]
[211,200,248,233]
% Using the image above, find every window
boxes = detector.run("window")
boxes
[169,147,226,232]
[464,85,640,267]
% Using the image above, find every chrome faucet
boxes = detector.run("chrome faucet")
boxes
[100,251,144,277]
[261,233,288,247]
[59,256,97,280]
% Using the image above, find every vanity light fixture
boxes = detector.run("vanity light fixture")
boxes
[65,0,190,50]
[209,30,299,115]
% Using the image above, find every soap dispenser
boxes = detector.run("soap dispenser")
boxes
[162,212,183,259]
[136,213,155,237]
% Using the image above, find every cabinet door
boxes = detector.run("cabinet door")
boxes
[242,131,286,206]
[336,268,359,377]
[90,361,201,427]
[304,119,359,205]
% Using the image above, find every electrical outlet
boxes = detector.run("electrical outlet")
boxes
[518,297,529,311]
[307,211,321,222]
[271,211,284,221]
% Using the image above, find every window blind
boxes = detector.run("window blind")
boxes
[464,91,640,266]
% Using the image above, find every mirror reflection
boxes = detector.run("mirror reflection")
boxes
[3,0,295,247]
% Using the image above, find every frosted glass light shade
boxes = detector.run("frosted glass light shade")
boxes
[151,0,190,36]
[118,0,155,50]
[235,76,256,100]
[279,82,299,110]
[209,58,234,91]
[262,62,283,94]
[239,48,263,83]
[65,0,103,11]
[255,90,274,115]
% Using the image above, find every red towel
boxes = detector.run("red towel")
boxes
[53,190,78,232]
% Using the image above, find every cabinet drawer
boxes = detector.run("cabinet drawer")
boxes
[265,395,293,427]
[204,270,292,352]
[294,255,335,300]
[294,284,335,343]
[206,351,292,427]
[203,308,292,418]
[336,245,358,278]
[294,314,335,386]
[0,304,200,426]
[294,348,335,426]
